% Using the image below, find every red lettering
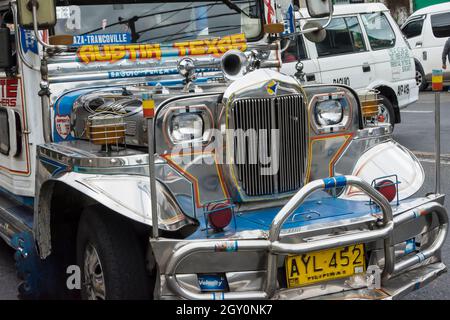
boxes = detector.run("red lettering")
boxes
[6,79,18,98]
[0,78,19,107]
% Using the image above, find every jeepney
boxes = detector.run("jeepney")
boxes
[0,0,447,300]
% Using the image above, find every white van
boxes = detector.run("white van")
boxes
[281,3,418,128]
[401,3,450,91]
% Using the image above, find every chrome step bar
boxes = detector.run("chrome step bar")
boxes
[163,176,448,300]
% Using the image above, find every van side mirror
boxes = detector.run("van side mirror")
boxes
[0,28,13,69]
[305,0,333,18]
[17,0,57,30]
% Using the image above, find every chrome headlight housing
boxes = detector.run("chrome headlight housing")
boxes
[164,105,213,145]
[170,113,204,143]
[310,92,353,134]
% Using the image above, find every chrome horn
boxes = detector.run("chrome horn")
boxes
[221,49,250,81]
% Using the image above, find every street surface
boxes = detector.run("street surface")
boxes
[0,92,449,300]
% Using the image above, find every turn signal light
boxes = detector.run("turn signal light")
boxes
[375,179,397,203]
[207,203,233,231]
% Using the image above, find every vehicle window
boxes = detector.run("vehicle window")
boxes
[0,10,17,72]
[316,17,366,57]
[281,36,307,63]
[431,12,450,38]
[53,1,263,44]
[0,108,10,155]
[361,12,396,50]
[402,19,424,38]
[346,16,366,52]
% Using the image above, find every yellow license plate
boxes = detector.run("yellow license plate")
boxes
[285,244,365,288]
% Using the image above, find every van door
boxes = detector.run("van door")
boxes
[361,12,415,109]
[313,16,373,90]
[429,12,450,83]
[401,15,426,89]
[280,34,321,84]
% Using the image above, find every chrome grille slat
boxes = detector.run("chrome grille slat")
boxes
[231,94,307,198]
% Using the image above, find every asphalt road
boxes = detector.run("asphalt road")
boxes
[0,92,449,300]
[0,240,19,300]
[398,91,450,300]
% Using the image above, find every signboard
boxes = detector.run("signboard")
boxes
[432,69,444,91]
[72,33,132,46]
[0,78,18,107]
[76,33,247,64]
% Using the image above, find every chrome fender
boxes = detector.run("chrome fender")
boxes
[36,172,154,258]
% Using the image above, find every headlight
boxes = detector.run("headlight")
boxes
[309,91,354,134]
[170,113,204,143]
[314,99,344,126]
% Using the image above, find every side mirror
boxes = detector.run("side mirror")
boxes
[17,0,57,30]
[0,28,13,69]
[305,0,333,18]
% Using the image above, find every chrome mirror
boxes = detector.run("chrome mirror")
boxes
[17,0,57,29]
[305,0,333,18]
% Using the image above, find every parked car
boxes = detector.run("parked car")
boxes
[281,3,419,128]
[401,2,450,91]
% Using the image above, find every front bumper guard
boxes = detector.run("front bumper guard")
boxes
[163,176,448,300]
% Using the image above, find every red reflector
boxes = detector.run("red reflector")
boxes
[375,179,397,202]
[207,203,232,231]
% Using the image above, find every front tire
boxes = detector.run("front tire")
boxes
[416,62,428,91]
[76,206,152,300]
[377,94,396,129]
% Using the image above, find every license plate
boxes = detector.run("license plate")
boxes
[285,244,365,288]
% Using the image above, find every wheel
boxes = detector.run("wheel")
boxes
[377,94,396,129]
[415,62,428,91]
[76,206,152,300]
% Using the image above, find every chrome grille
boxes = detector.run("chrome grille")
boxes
[231,94,308,197]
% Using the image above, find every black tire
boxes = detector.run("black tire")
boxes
[76,206,152,300]
[416,62,428,91]
[378,94,396,129]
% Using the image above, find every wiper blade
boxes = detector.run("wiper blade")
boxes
[221,0,250,18]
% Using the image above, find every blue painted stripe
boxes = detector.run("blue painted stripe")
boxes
[323,178,336,190]
[39,157,68,176]
[0,186,34,207]
[323,176,347,190]
[146,76,220,87]
[335,176,347,188]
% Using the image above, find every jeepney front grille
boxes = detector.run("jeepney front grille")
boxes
[230,94,308,197]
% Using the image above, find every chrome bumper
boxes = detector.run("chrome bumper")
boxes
[151,176,448,300]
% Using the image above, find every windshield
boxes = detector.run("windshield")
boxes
[53,0,262,45]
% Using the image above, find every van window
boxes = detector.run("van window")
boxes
[402,19,424,38]
[316,16,366,57]
[281,36,307,63]
[0,108,9,155]
[361,12,396,50]
[431,12,450,38]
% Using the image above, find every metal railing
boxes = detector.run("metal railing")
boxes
[162,175,449,299]
[163,175,399,300]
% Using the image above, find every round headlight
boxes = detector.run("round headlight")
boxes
[314,99,344,126]
[170,113,204,143]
